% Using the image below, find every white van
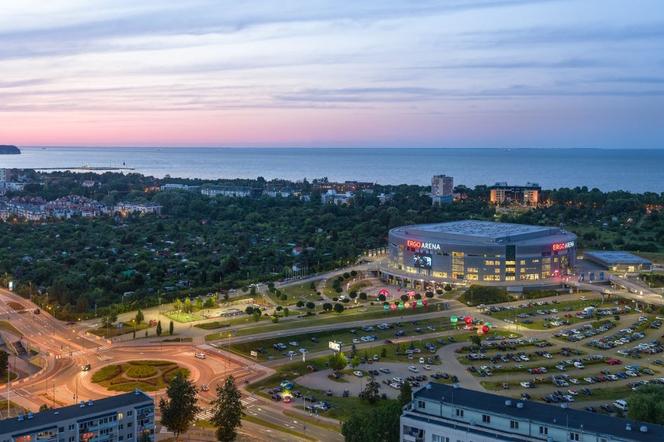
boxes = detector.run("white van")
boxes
[613,399,628,411]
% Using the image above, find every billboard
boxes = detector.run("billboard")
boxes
[413,253,432,269]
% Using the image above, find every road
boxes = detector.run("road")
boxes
[0,288,341,442]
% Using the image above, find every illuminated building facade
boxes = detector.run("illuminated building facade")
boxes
[489,182,541,207]
[383,220,576,284]
[0,391,154,442]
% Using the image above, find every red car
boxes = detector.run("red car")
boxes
[606,358,622,366]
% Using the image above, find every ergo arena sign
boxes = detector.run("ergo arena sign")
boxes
[406,239,441,251]
[552,241,575,252]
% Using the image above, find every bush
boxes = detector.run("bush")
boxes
[92,365,122,383]
[125,364,158,379]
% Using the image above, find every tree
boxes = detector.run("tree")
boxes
[628,385,664,424]
[135,308,144,324]
[252,310,261,322]
[341,402,401,442]
[210,376,244,442]
[0,350,8,377]
[169,320,174,336]
[469,335,482,348]
[350,355,361,368]
[39,404,52,412]
[328,352,347,372]
[305,301,315,310]
[156,320,163,336]
[359,374,381,404]
[333,303,344,313]
[101,308,117,328]
[173,298,183,312]
[296,300,305,308]
[244,305,254,315]
[399,381,412,406]
[159,372,200,441]
[322,302,333,312]
[184,297,193,313]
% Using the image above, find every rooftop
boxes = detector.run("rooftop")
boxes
[412,383,664,442]
[391,220,574,245]
[584,250,652,265]
[0,391,153,436]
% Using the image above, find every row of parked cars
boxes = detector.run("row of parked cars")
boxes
[587,318,650,350]
[554,321,615,342]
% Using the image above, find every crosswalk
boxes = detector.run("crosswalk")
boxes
[196,396,257,421]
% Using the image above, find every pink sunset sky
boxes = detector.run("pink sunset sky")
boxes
[1,0,663,148]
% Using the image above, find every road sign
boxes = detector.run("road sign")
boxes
[328,341,341,352]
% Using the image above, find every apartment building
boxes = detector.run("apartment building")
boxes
[401,383,663,442]
[0,391,154,442]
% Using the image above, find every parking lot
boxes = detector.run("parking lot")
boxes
[456,311,664,415]
[231,317,460,361]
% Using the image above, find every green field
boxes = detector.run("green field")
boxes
[90,321,149,338]
[269,282,323,305]
[194,320,231,330]
[91,360,189,392]
[220,300,446,339]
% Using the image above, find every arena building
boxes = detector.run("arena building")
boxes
[381,220,576,286]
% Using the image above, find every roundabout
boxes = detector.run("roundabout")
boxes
[91,360,190,392]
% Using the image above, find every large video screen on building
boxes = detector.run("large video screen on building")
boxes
[413,253,432,269]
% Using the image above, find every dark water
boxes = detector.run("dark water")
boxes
[2,147,663,192]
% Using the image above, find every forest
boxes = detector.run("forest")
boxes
[0,171,662,318]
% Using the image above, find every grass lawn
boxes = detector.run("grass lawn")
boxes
[91,360,189,392]
[348,280,372,293]
[270,282,322,305]
[247,358,397,422]
[0,399,24,416]
[226,300,446,338]
[0,320,22,336]
[163,310,205,323]
[194,321,231,330]
[90,321,149,338]
[230,316,459,361]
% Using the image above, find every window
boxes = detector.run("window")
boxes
[455,408,464,417]
[432,436,449,442]
[417,400,425,408]
[539,426,548,435]
[59,428,64,433]
[569,433,579,441]
[510,420,519,429]
[482,414,491,424]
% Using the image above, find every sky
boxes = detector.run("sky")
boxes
[0,0,663,148]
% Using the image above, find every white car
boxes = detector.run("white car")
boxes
[573,362,584,369]
[520,381,532,388]
[298,348,308,354]
[289,341,298,347]
[614,399,628,411]
[195,352,206,359]
[423,365,432,370]
[419,357,425,364]
[408,365,419,373]
[353,370,364,377]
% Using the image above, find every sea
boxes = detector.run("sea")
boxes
[1,147,663,193]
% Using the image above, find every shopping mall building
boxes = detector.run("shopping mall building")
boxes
[381,220,577,287]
